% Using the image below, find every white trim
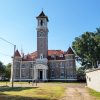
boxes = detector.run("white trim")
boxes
[14,79,48,81]
[22,61,35,63]
[66,59,75,61]
[37,37,47,38]
[34,64,48,69]
[13,78,77,81]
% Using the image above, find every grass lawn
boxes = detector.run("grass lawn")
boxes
[88,88,100,100]
[0,82,65,100]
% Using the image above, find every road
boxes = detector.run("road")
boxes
[60,83,96,100]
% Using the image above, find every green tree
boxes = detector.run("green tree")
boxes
[77,66,86,81]
[72,28,100,68]
[0,61,5,76]
[5,63,11,80]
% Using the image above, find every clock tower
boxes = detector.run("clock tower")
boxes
[36,11,49,59]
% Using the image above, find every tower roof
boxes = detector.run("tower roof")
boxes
[66,47,74,54]
[36,11,49,21]
[38,11,46,17]
[15,50,21,57]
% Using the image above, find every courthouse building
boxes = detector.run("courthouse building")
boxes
[11,11,77,82]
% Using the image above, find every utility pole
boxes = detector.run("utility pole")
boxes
[11,45,16,88]
[0,37,16,88]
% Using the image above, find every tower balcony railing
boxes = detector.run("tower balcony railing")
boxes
[36,58,48,64]
[37,26,48,29]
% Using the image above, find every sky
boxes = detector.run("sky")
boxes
[0,0,100,65]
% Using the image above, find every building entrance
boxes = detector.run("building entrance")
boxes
[39,70,43,80]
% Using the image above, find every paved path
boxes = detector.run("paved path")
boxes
[60,83,96,100]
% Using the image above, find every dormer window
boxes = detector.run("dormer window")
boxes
[40,54,43,59]
[60,54,63,57]
[51,55,55,58]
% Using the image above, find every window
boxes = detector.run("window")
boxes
[60,62,62,67]
[30,64,33,68]
[15,62,20,68]
[60,54,63,57]
[49,62,56,68]
[39,33,41,37]
[60,69,64,78]
[51,55,55,58]
[40,20,43,26]
[22,64,25,68]
[15,69,19,78]
[21,69,26,79]
[51,70,55,78]
[60,62,64,68]
[40,54,43,59]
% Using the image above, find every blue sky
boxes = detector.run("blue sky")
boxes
[0,0,100,65]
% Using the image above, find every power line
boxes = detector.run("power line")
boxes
[0,37,14,46]
[0,52,11,57]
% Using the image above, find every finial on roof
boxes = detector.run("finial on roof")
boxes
[21,46,24,57]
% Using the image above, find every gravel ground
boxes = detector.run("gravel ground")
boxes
[60,83,96,100]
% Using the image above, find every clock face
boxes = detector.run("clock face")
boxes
[38,30,47,37]
[39,31,44,37]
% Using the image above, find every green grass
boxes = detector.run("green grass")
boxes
[88,88,100,100]
[0,83,65,100]
[0,81,28,84]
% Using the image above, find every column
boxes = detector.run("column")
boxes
[20,61,21,81]
[45,69,47,80]
[43,69,47,81]
[43,69,45,80]
[34,69,38,80]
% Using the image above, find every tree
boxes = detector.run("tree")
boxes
[72,28,100,68]
[0,61,5,76]
[76,66,86,81]
[5,63,11,80]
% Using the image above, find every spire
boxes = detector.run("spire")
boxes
[15,50,21,57]
[36,11,49,21]
[39,11,46,17]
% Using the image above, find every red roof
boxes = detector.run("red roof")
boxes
[48,50,64,56]
[66,47,74,54]
[47,50,64,60]
[15,50,21,57]
[22,54,33,61]
[30,51,37,60]
[21,48,74,61]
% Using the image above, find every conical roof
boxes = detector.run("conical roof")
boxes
[38,11,46,17]
[36,11,49,21]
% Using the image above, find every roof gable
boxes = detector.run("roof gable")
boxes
[15,50,21,57]
[66,47,74,54]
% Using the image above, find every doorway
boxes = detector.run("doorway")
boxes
[39,70,43,80]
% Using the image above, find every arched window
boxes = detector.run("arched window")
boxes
[40,20,43,26]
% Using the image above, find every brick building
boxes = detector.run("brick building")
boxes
[11,11,77,82]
